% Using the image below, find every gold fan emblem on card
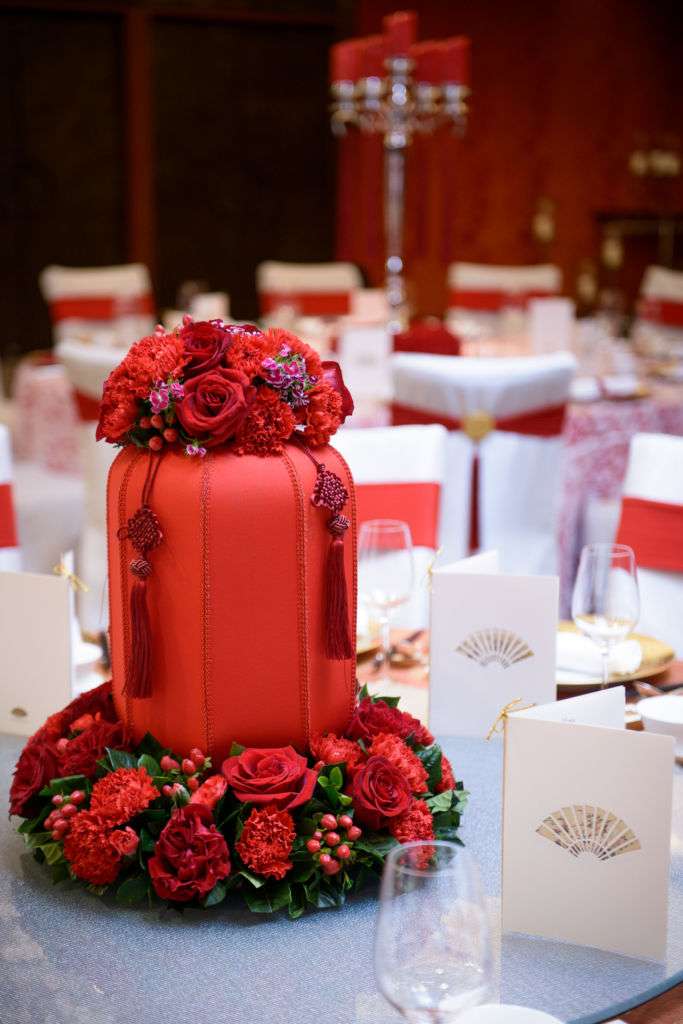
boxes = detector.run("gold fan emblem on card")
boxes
[455,629,533,669]
[536,806,641,861]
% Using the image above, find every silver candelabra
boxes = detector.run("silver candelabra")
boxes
[331,57,470,332]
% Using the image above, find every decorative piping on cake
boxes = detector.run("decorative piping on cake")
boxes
[200,455,214,757]
[281,448,312,746]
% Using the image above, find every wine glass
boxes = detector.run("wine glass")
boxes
[358,519,414,687]
[376,841,493,1022]
[571,543,640,688]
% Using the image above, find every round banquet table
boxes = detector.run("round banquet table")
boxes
[1,731,681,1024]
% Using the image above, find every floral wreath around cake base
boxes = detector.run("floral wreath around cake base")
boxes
[10,682,467,917]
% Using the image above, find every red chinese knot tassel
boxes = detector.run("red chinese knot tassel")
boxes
[117,456,164,698]
[311,462,353,661]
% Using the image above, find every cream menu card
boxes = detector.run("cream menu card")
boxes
[429,551,558,736]
[502,688,674,961]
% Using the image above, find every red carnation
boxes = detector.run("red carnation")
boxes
[9,738,60,817]
[233,385,296,456]
[351,755,413,831]
[309,733,365,776]
[321,361,354,423]
[97,332,186,443]
[346,697,434,748]
[228,328,274,379]
[148,804,230,903]
[368,733,428,794]
[63,811,122,886]
[176,366,254,447]
[190,773,228,810]
[302,383,343,448]
[236,804,295,880]
[223,746,317,811]
[109,827,139,857]
[436,753,456,793]
[389,799,435,868]
[90,767,159,825]
[181,319,233,378]
[58,719,126,779]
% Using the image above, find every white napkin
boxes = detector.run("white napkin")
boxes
[556,631,642,679]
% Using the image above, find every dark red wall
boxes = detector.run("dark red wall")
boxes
[337,0,683,314]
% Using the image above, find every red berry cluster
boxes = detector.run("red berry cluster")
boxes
[305,812,362,876]
[44,789,86,841]
[160,747,208,797]
[138,414,178,452]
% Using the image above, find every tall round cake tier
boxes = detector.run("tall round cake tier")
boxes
[107,442,357,762]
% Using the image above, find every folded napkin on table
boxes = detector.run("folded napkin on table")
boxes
[556,631,642,678]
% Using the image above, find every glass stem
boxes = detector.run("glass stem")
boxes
[600,645,610,689]
[379,613,392,674]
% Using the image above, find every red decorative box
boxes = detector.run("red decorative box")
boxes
[107,443,357,763]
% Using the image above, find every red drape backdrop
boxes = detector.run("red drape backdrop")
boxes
[335,0,683,318]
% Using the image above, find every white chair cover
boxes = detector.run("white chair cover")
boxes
[446,262,562,338]
[633,265,683,356]
[619,433,683,654]
[40,263,155,348]
[56,340,122,632]
[333,424,448,628]
[0,425,20,571]
[392,352,576,574]
[256,261,362,318]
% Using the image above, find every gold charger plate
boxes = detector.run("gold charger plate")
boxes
[557,621,675,689]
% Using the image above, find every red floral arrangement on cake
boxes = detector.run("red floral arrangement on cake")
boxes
[10,683,467,916]
[96,318,353,456]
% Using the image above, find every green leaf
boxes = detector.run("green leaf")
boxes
[338,793,352,807]
[287,885,306,919]
[236,868,266,889]
[51,861,70,885]
[416,743,443,791]
[203,880,228,908]
[317,775,330,788]
[374,694,401,708]
[17,808,51,834]
[358,683,370,701]
[106,748,137,771]
[354,835,399,862]
[137,754,161,777]
[39,775,88,797]
[426,789,454,814]
[315,882,345,909]
[116,875,150,906]
[136,732,171,761]
[228,741,245,758]
[41,842,66,866]
[329,766,343,789]
[22,830,53,850]
[242,881,290,914]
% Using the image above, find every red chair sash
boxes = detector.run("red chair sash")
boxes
[390,401,566,551]
[637,297,683,328]
[260,291,350,316]
[391,402,566,438]
[51,294,154,322]
[74,390,102,422]
[616,496,683,573]
[447,288,556,312]
[355,481,440,549]
[0,482,18,549]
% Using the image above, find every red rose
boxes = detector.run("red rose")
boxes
[181,320,232,378]
[176,366,255,446]
[321,361,354,423]
[63,811,122,886]
[148,804,230,903]
[368,733,428,793]
[9,739,60,817]
[222,746,317,811]
[190,773,228,810]
[109,826,139,857]
[64,681,118,726]
[58,720,126,778]
[346,697,434,747]
[90,767,159,825]
[236,805,295,880]
[351,755,413,830]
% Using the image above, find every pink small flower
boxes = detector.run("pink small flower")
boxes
[170,381,185,401]
[185,444,207,457]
